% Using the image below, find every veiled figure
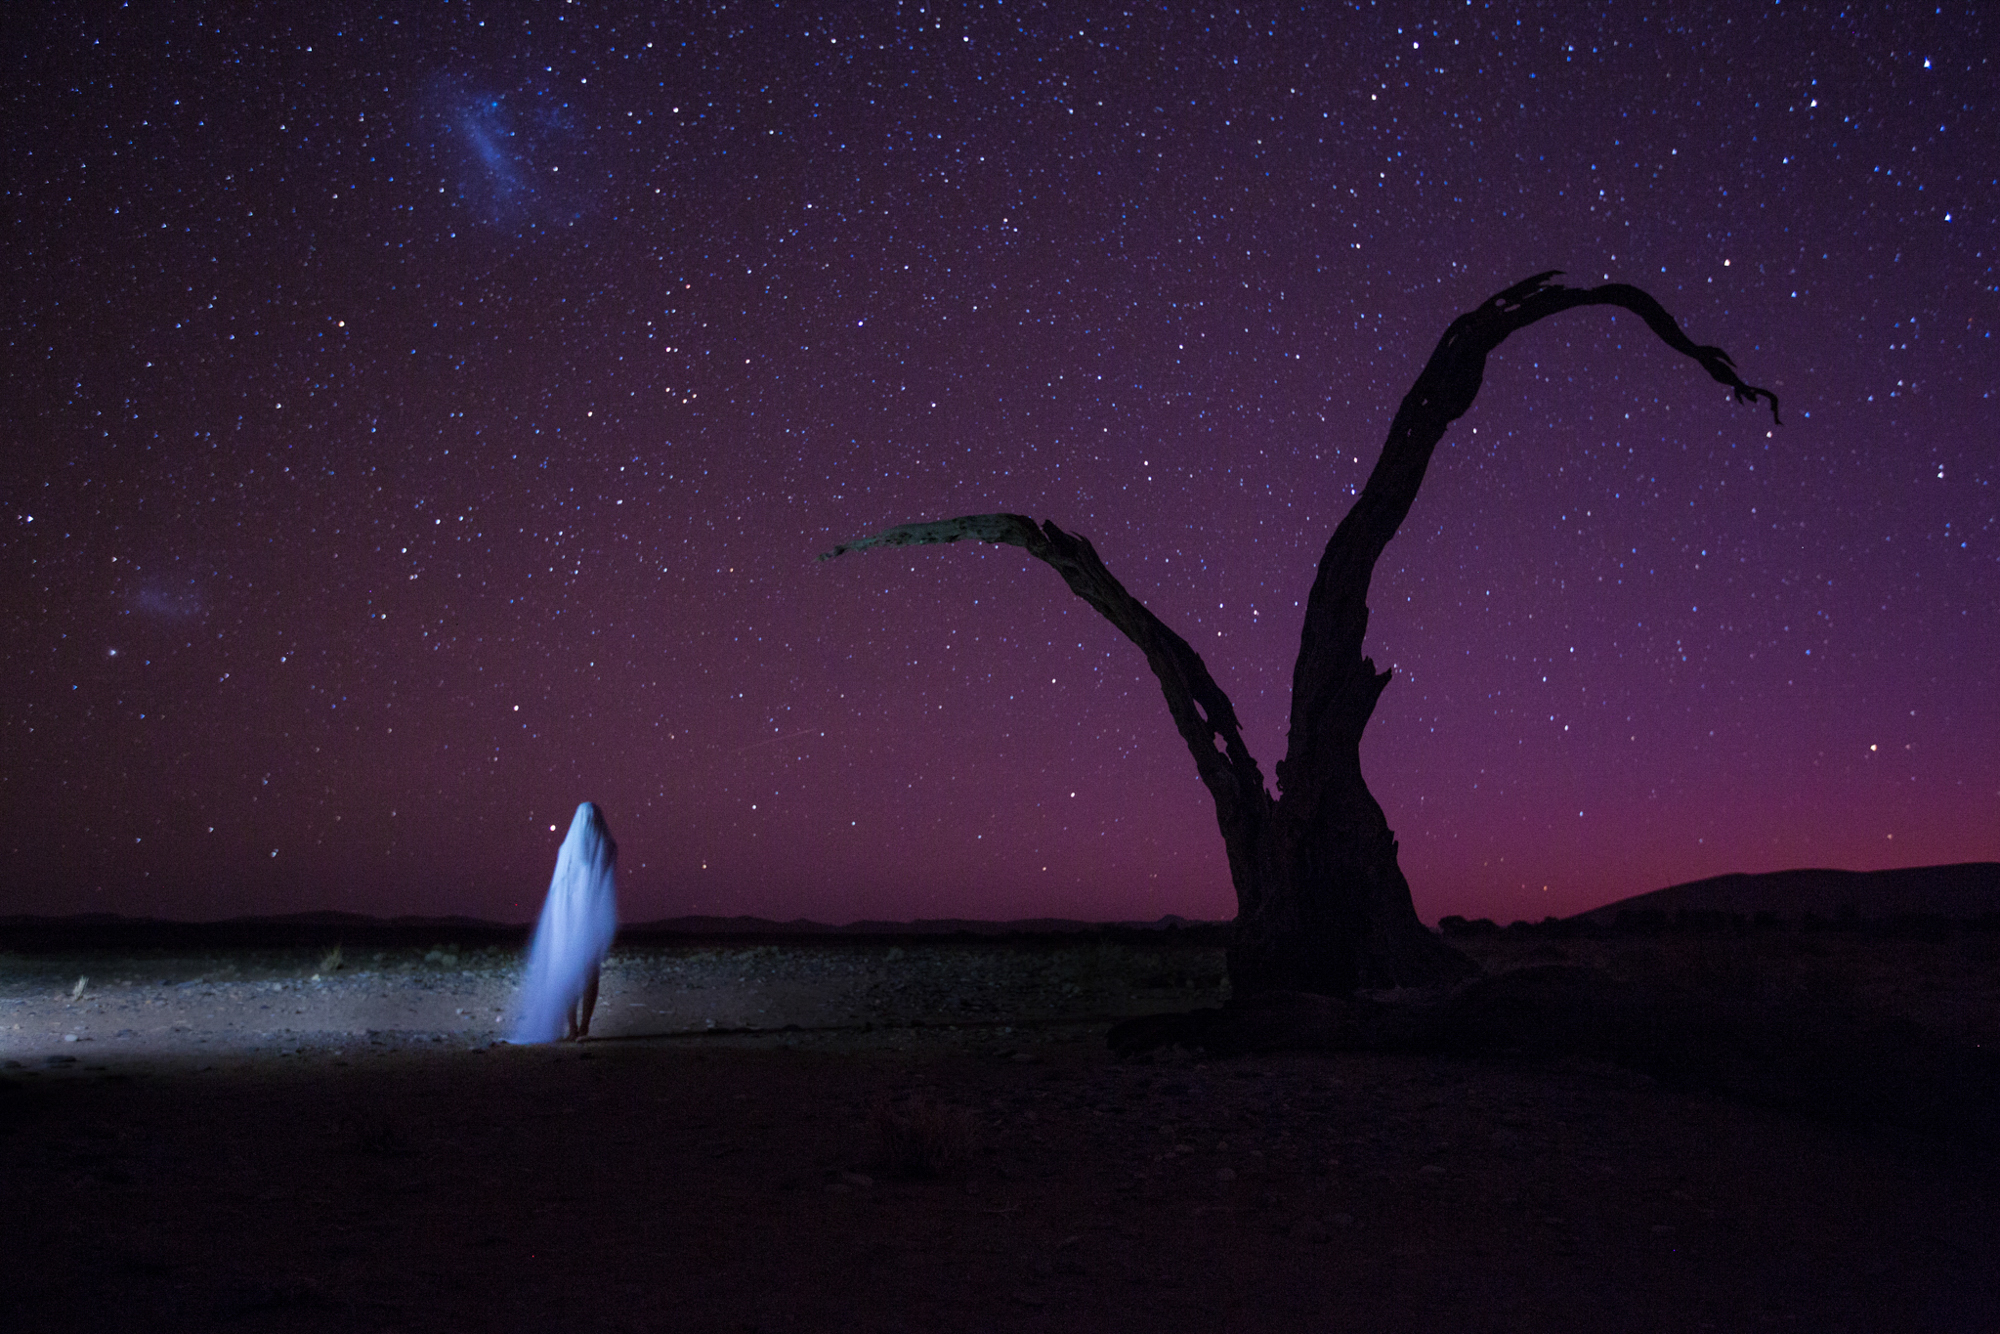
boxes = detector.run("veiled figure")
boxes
[510,802,619,1043]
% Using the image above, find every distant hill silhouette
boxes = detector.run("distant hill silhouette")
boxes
[1573,862,2000,925]
[10,867,1997,953]
[620,914,1215,939]
[0,912,532,952]
[0,911,1227,952]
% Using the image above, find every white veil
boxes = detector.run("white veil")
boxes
[509,801,619,1043]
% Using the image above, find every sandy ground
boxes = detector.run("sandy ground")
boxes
[0,936,1230,1064]
[3,933,1997,1332]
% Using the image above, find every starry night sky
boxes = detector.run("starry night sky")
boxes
[5,2,1995,927]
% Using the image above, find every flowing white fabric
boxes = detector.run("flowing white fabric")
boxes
[509,802,619,1043]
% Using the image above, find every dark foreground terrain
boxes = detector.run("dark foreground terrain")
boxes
[3,927,1997,1332]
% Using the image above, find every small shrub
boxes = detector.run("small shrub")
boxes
[349,1116,412,1157]
[871,1094,977,1178]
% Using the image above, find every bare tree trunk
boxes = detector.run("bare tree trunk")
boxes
[823,272,1778,998]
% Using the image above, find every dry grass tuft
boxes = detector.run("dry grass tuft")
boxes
[871,1094,978,1178]
[317,945,345,974]
[348,1116,413,1157]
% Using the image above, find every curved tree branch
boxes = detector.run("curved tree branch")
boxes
[1279,272,1780,807]
[820,514,1274,838]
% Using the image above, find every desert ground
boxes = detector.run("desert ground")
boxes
[3,926,1997,1332]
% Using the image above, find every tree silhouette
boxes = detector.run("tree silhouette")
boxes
[823,272,1780,997]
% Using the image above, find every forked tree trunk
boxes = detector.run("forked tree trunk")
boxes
[823,272,1778,997]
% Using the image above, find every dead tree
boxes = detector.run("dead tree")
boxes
[823,272,1779,997]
